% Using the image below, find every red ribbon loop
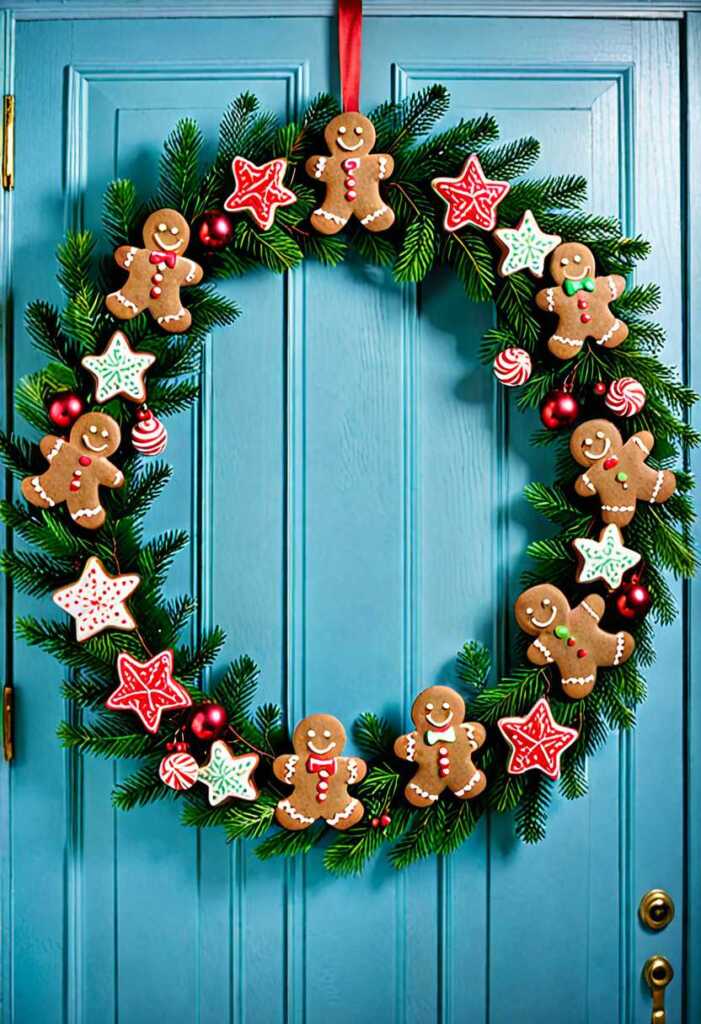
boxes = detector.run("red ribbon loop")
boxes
[338,0,362,112]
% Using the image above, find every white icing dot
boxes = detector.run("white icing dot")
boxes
[170,226,179,235]
[158,222,167,231]
[338,126,347,134]
[560,257,569,266]
[526,607,533,615]
[596,431,605,439]
[574,253,582,263]
[307,729,316,738]
[354,125,363,134]
[101,430,108,437]
[543,598,551,606]
[442,702,450,710]
[584,438,592,446]
[89,425,97,434]
[323,729,331,738]
[426,703,434,711]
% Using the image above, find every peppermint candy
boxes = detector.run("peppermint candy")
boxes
[159,752,199,791]
[493,347,532,387]
[132,410,168,455]
[605,377,646,417]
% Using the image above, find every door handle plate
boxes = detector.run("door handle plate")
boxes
[643,955,673,1024]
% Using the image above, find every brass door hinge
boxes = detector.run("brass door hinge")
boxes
[3,686,13,761]
[2,95,15,191]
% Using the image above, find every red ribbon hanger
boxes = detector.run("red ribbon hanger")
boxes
[338,0,362,112]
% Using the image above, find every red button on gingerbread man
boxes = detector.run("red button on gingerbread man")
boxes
[394,686,486,807]
[105,209,203,334]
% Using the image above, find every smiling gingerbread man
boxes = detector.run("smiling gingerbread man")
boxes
[394,685,486,807]
[105,208,203,333]
[535,242,628,359]
[273,713,367,831]
[21,412,124,530]
[305,113,395,234]
[515,584,634,699]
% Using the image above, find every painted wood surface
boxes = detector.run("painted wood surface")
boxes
[0,9,692,1024]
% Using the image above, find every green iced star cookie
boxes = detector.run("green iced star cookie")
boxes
[82,330,156,403]
[574,524,641,590]
[494,209,561,278]
[197,740,259,806]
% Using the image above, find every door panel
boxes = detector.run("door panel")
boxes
[2,10,685,1024]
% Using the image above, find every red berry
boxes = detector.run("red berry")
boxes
[380,814,391,827]
[371,818,380,828]
[594,381,607,396]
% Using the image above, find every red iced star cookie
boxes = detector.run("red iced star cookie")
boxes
[497,697,578,780]
[52,556,140,642]
[432,153,510,232]
[224,156,297,231]
[106,649,192,734]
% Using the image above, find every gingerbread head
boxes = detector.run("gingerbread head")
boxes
[105,206,203,334]
[535,241,628,359]
[394,685,486,807]
[570,418,676,527]
[306,114,394,235]
[21,411,124,530]
[515,584,634,699]
[273,712,367,831]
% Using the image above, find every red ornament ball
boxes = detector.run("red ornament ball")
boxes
[195,209,235,251]
[189,703,229,742]
[593,381,607,396]
[540,389,580,430]
[615,577,652,622]
[48,392,84,429]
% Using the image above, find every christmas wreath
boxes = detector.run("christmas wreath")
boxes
[2,75,696,874]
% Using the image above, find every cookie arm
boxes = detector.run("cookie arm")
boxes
[535,285,561,313]
[273,753,298,783]
[95,459,124,488]
[580,593,606,622]
[604,274,626,301]
[374,153,394,179]
[626,432,655,461]
[177,256,203,286]
[527,637,553,666]
[596,627,635,668]
[393,731,417,762]
[305,154,330,181]
[574,471,597,498]
[114,245,139,270]
[39,435,62,458]
[342,756,367,785]
[462,721,486,751]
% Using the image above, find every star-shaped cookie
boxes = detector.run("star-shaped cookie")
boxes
[81,330,156,403]
[431,153,510,233]
[52,556,140,642]
[105,649,192,733]
[224,157,297,231]
[498,697,578,780]
[494,209,561,277]
[197,740,259,806]
[573,523,641,590]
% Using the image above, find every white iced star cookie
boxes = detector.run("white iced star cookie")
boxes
[52,555,140,642]
[81,330,156,403]
[197,740,259,806]
[493,209,561,278]
[573,523,641,590]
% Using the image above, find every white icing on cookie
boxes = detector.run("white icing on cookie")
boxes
[378,157,388,180]
[649,470,664,503]
[123,246,138,268]
[596,320,622,346]
[581,600,600,623]
[314,157,327,178]
[71,505,103,521]
[581,472,596,493]
[406,732,416,762]
[31,476,55,506]
[184,258,197,283]
[534,637,554,662]
[277,798,314,825]
[328,798,358,827]
[47,438,64,462]
[607,275,617,300]
[283,755,298,783]
[409,782,439,802]
[454,770,481,797]
[614,633,626,665]
[360,205,388,226]
[313,207,347,226]
[347,758,359,784]
[562,674,595,688]
[546,287,554,312]
[551,334,583,349]
[111,290,138,313]
[633,436,650,456]
[158,308,187,325]
[601,504,635,514]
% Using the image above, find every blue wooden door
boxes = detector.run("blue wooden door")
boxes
[0,5,695,1023]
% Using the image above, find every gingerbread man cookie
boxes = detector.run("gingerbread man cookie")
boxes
[515,584,634,699]
[570,419,676,527]
[305,113,395,235]
[273,714,367,831]
[394,686,486,808]
[105,209,203,334]
[21,412,123,530]
[535,242,628,360]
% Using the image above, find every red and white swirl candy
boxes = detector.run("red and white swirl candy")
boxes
[132,408,168,455]
[605,377,646,417]
[493,347,532,387]
[159,752,199,791]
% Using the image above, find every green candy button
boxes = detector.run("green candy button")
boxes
[554,625,569,639]
[616,471,628,482]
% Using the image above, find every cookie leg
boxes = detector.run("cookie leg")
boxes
[548,332,584,360]
[561,658,597,700]
[21,474,55,509]
[595,316,628,350]
[325,797,364,831]
[155,305,192,334]
[600,501,637,529]
[67,492,105,530]
[275,797,315,831]
[355,192,395,233]
[405,767,441,808]
[310,206,350,235]
[106,290,142,321]
[447,766,486,800]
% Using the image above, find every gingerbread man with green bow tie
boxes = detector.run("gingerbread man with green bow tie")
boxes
[535,242,628,360]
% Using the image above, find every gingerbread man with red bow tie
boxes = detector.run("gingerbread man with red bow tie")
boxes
[273,713,367,831]
[394,685,487,807]
[105,208,203,334]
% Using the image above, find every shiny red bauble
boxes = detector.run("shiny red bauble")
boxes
[195,210,235,251]
[540,389,580,430]
[188,703,229,742]
[593,381,607,396]
[48,392,84,429]
[615,577,652,622]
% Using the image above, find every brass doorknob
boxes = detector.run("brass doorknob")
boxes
[639,889,675,931]
[643,955,673,1023]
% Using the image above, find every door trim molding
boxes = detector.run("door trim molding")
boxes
[1,0,701,20]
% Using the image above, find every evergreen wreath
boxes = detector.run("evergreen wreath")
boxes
[2,85,696,874]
